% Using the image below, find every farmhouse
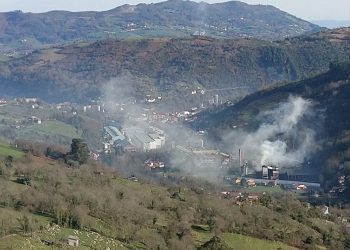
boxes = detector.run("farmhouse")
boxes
[28,116,42,124]
[67,235,79,246]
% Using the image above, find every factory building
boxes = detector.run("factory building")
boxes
[103,124,166,153]
[175,147,231,169]
[149,133,165,147]
[103,126,127,153]
[131,131,158,151]
[104,126,125,144]
[124,127,165,151]
[262,165,279,180]
[279,168,317,182]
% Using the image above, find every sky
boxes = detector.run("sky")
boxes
[0,0,349,21]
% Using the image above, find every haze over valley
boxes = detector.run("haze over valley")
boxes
[0,1,349,249]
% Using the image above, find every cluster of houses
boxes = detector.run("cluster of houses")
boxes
[0,99,7,106]
[28,116,42,124]
[144,159,165,170]
[42,235,79,247]
[51,101,104,115]
[83,104,103,112]
[220,191,259,205]
[329,175,349,195]
[140,107,200,124]
[9,116,42,129]
[0,98,43,129]
[122,22,151,32]
[15,97,39,104]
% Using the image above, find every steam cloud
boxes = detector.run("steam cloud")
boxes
[100,75,226,180]
[101,75,317,178]
[225,96,317,170]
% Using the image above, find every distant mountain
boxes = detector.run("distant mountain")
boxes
[312,20,350,29]
[193,62,350,189]
[0,0,320,52]
[0,28,348,105]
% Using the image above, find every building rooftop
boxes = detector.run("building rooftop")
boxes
[67,235,79,240]
[251,178,321,188]
[148,133,160,140]
[104,126,125,142]
[125,127,153,144]
[134,132,153,144]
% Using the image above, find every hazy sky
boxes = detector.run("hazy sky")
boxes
[0,0,349,21]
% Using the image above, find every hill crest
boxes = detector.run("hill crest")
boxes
[0,0,320,52]
[0,28,349,105]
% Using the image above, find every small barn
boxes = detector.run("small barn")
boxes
[67,235,79,247]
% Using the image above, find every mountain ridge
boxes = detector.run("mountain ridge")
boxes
[0,0,320,53]
[0,28,349,105]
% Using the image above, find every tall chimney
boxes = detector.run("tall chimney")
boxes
[215,94,219,105]
[239,148,242,167]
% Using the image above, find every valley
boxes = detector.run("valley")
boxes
[0,0,349,249]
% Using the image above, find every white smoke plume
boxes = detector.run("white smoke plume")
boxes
[225,96,317,170]
[100,74,317,179]
[100,74,228,181]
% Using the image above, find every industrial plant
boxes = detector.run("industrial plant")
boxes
[103,125,166,154]
[226,148,321,191]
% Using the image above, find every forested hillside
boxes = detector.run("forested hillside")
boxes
[0,0,320,52]
[0,144,350,249]
[0,28,349,104]
[193,62,350,190]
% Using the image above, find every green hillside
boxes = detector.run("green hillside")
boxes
[221,233,298,250]
[0,0,319,52]
[0,143,24,159]
[0,145,349,249]
[0,28,349,105]
[27,120,82,138]
[194,62,350,190]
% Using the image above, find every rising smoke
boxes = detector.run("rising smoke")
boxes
[100,74,224,180]
[225,96,318,170]
[101,74,318,178]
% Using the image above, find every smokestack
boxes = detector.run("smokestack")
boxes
[201,139,204,148]
[239,148,242,167]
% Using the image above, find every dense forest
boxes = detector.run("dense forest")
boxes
[0,28,349,104]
